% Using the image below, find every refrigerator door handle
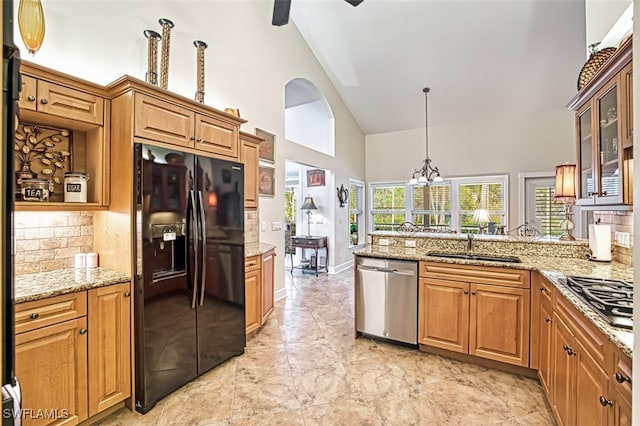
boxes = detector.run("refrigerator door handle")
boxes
[197,190,207,306]
[189,190,198,309]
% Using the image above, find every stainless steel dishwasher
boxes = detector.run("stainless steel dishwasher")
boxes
[356,257,418,345]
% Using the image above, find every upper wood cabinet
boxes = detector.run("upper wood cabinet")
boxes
[108,78,245,161]
[239,131,263,209]
[17,62,110,210]
[418,262,530,367]
[568,38,632,206]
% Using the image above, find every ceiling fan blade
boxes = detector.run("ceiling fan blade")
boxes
[345,0,364,6]
[272,0,291,26]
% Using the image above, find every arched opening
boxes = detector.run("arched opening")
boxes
[285,78,335,157]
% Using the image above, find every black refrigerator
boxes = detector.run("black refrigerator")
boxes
[2,1,21,423]
[134,143,245,414]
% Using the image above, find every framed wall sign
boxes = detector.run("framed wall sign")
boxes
[307,169,325,187]
[255,127,275,163]
[258,165,275,196]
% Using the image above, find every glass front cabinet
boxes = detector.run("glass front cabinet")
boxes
[569,38,632,207]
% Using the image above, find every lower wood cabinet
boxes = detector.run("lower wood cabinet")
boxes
[245,249,276,335]
[535,273,630,426]
[418,262,530,367]
[15,283,132,425]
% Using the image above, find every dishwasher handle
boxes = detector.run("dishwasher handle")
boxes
[358,265,415,276]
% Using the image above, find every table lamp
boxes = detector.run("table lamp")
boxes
[301,195,318,236]
[555,163,577,241]
[473,208,491,234]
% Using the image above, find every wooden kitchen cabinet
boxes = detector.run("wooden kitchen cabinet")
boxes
[131,91,241,160]
[549,289,612,426]
[418,262,530,367]
[538,295,554,396]
[261,249,275,324]
[610,347,632,426]
[19,75,104,125]
[568,37,632,206]
[15,294,89,425]
[418,278,469,353]
[240,131,263,209]
[245,249,276,335]
[15,285,132,425]
[245,256,261,334]
[16,62,110,210]
[87,283,131,416]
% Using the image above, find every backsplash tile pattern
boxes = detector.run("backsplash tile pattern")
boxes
[245,210,259,244]
[593,211,633,266]
[14,211,94,275]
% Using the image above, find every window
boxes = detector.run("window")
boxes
[370,183,406,231]
[524,176,565,238]
[349,180,364,247]
[369,175,508,233]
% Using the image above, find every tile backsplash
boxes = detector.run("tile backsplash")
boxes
[245,210,259,244]
[14,211,94,275]
[592,210,633,266]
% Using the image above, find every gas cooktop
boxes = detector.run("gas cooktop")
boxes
[563,276,633,330]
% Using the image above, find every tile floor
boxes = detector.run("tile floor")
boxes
[97,268,556,425]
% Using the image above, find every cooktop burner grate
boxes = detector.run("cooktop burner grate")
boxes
[564,276,633,330]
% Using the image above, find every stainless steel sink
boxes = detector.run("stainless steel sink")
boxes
[427,251,522,263]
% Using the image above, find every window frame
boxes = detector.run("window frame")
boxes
[369,174,509,233]
[348,179,365,248]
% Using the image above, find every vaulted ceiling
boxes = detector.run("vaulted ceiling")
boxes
[290,0,587,135]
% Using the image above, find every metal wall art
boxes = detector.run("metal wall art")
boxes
[337,184,348,207]
[194,40,208,103]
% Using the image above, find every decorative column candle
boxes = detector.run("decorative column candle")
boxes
[194,40,208,103]
[158,18,174,89]
[143,29,161,85]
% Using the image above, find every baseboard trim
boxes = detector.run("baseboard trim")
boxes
[274,287,286,302]
[330,259,354,274]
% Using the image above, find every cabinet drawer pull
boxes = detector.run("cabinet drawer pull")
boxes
[79,328,88,335]
[29,312,39,320]
[615,372,631,384]
[27,95,36,102]
[544,317,552,323]
[247,261,257,267]
[124,291,131,298]
[598,396,613,407]
[40,98,48,105]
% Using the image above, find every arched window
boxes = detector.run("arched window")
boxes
[285,78,335,157]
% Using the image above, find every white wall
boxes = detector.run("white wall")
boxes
[285,100,335,156]
[585,0,631,50]
[14,0,366,294]
[366,108,575,227]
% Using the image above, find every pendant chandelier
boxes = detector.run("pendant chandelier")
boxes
[408,87,443,185]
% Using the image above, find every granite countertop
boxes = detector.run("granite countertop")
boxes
[355,245,634,357]
[245,242,276,257]
[15,268,131,304]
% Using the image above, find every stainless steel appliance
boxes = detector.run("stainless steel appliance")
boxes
[134,144,245,413]
[563,276,633,330]
[356,257,418,345]
[2,2,22,422]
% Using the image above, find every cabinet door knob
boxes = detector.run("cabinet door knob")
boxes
[471,291,476,295]
[40,98,48,105]
[599,396,613,407]
[190,136,196,141]
[545,317,552,323]
[27,95,36,102]
[196,138,202,143]
[124,291,131,298]
[79,328,88,335]
[540,287,545,292]
[615,372,631,384]
[463,290,469,295]
[29,312,39,320]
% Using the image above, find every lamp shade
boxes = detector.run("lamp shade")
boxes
[555,163,577,198]
[301,196,317,210]
[18,0,46,55]
[473,208,491,224]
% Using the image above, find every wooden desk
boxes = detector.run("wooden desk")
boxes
[291,236,328,276]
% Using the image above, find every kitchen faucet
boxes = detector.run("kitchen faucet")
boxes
[466,232,474,252]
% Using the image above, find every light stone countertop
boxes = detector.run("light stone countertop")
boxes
[355,245,634,357]
[245,242,276,257]
[15,267,131,304]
